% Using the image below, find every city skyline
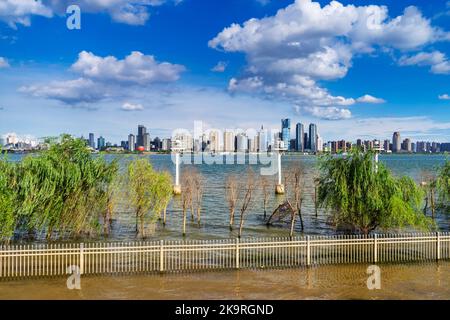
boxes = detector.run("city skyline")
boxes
[1,0,450,143]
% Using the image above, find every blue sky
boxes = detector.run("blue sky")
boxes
[0,0,449,143]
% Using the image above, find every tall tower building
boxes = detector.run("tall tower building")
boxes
[223,130,235,152]
[88,133,95,149]
[137,125,147,148]
[209,130,220,153]
[281,119,291,151]
[97,136,105,150]
[258,126,268,152]
[393,132,401,153]
[295,123,304,152]
[309,123,318,152]
[128,134,135,152]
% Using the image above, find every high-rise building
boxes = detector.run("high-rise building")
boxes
[97,136,105,150]
[144,133,151,151]
[137,125,147,148]
[281,119,291,151]
[236,133,248,153]
[303,133,308,151]
[128,134,135,152]
[258,126,268,152]
[295,123,304,152]
[402,138,411,153]
[383,139,390,152]
[309,123,318,152]
[208,130,220,153]
[393,132,401,153]
[89,133,95,149]
[152,137,161,151]
[223,130,235,152]
[162,138,171,151]
[317,135,324,152]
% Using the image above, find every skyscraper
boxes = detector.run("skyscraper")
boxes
[223,130,235,152]
[128,134,135,152]
[137,125,146,148]
[209,130,220,153]
[144,133,151,151]
[295,123,304,152]
[281,119,291,151]
[236,133,248,153]
[309,123,318,152]
[89,133,95,149]
[393,132,401,153]
[258,126,268,152]
[97,136,105,150]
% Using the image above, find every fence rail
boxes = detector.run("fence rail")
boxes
[1,232,449,279]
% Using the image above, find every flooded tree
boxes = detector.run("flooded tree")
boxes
[238,169,255,238]
[437,160,450,213]
[284,164,305,236]
[127,158,172,238]
[260,176,270,220]
[420,170,437,219]
[226,175,239,231]
[181,171,194,236]
[317,150,432,235]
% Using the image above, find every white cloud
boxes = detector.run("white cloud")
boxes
[121,102,144,111]
[0,0,179,27]
[296,105,352,120]
[71,51,185,85]
[0,0,52,28]
[0,57,9,68]
[399,51,450,74]
[356,94,386,104]
[438,94,450,100]
[209,0,448,119]
[21,51,185,105]
[211,61,228,73]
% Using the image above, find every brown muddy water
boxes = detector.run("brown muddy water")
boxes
[1,262,449,300]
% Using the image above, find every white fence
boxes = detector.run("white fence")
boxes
[0,232,449,279]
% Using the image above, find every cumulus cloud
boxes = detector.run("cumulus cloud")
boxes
[399,51,450,74]
[121,102,144,111]
[0,0,52,28]
[71,51,185,85]
[356,94,386,104]
[0,0,179,27]
[296,105,352,120]
[21,51,185,105]
[209,0,449,119]
[439,94,450,100]
[0,57,9,68]
[211,61,228,73]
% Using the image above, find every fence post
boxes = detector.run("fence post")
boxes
[306,236,311,266]
[160,240,164,272]
[373,234,378,263]
[235,238,240,269]
[0,245,2,278]
[80,243,84,275]
[436,232,440,261]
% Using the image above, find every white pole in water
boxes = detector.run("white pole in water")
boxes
[278,152,282,185]
[175,152,180,186]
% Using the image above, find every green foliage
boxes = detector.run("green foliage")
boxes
[317,150,432,234]
[0,135,119,240]
[127,158,172,237]
[437,160,450,211]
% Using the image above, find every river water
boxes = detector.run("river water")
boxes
[1,262,449,299]
[6,153,450,241]
[3,154,449,300]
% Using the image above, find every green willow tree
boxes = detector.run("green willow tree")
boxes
[437,160,450,212]
[317,150,432,234]
[127,158,172,238]
[0,135,119,241]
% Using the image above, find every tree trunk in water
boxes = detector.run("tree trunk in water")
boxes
[139,216,145,238]
[290,212,296,238]
[197,207,201,227]
[298,200,304,231]
[182,210,186,237]
[190,205,195,221]
[430,190,436,219]
[229,208,235,231]
[163,207,167,226]
[314,185,318,218]
[238,212,244,238]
